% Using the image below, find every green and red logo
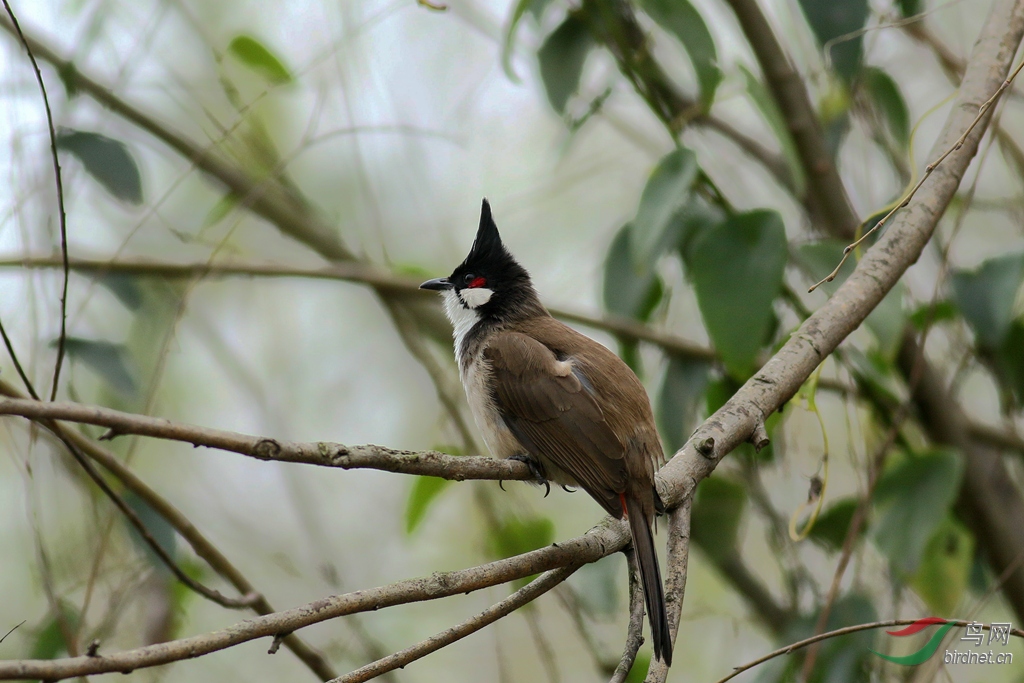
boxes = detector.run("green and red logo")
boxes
[870,618,955,665]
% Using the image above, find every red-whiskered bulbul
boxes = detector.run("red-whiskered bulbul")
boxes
[420,199,673,665]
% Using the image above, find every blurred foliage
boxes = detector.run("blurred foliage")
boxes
[3,0,1024,681]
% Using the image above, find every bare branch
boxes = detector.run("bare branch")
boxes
[0,0,69,400]
[0,395,534,480]
[0,256,718,363]
[644,500,691,683]
[0,520,627,680]
[0,377,338,680]
[716,619,1024,683]
[608,550,646,683]
[723,0,859,238]
[331,565,580,683]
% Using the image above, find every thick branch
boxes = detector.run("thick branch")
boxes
[0,520,628,680]
[723,0,859,238]
[655,0,1024,513]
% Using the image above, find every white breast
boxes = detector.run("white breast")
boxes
[440,289,523,458]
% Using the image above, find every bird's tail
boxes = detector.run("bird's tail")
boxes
[624,494,672,666]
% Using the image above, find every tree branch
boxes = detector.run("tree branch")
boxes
[330,565,581,683]
[0,377,338,680]
[654,0,1022,512]
[608,550,646,683]
[644,500,690,683]
[723,0,859,238]
[0,519,627,680]
[0,394,534,480]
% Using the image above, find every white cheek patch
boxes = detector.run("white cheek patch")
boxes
[459,287,494,309]
[443,289,481,367]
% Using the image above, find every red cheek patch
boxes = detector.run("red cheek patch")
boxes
[468,277,487,289]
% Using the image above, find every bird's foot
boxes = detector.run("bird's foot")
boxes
[501,454,550,497]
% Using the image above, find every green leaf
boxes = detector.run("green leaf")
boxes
[675,194,727,264]
[30,603,80,660]
[227,35,293,85]
[94,273,144,310]
[625,651,651,683]
[125,492,177,574]
[57,129,143,204]
[861,67,910,148]
[603,224,664,321]
[807,498,860,552]
[405,476,452,534]
[488,515,555,559]
[640,0,721,106]
[488,515,555,588]
[896,0,921,18]
[657,355,710,454]
[740,66,806,197]
[631,148,700,270]
[203,194,239,229]
[996,319,1024,406]
[909,300,958,330]
[502,0,542,81]
[872,449,964,574]
[691,476,746,561]
[57,337,137,395]
[537,14,594,114]
[950,253,1024,349]
[689,210,787,378]
[797,0,870,82]
[909,514,974,616]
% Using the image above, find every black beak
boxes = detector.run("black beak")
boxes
[419,277,453,291]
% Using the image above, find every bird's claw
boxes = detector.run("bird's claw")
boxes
[505,454,550,498]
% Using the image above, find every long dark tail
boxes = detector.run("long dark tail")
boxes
[625,495,672,666]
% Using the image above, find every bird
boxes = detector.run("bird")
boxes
[420,198,673,666]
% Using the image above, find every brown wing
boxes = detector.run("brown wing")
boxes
[484,332,627,515]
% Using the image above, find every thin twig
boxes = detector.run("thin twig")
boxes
[0,317,40,399]
[330,565,580,683]
[609,550,646,683]
[0,0,70,401]
[809,56,1024,292]
[0,621,25,645]
[716,619,1024,683]
[53,432,257,610]
[0,255,717,363]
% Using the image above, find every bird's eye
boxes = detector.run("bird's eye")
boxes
[464,273,487,289]
[463,273,475,284]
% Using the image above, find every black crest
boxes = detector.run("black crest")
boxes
[454,199,525,284]
[462,199,509,269]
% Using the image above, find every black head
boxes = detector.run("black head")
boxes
[420,199,540,320]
